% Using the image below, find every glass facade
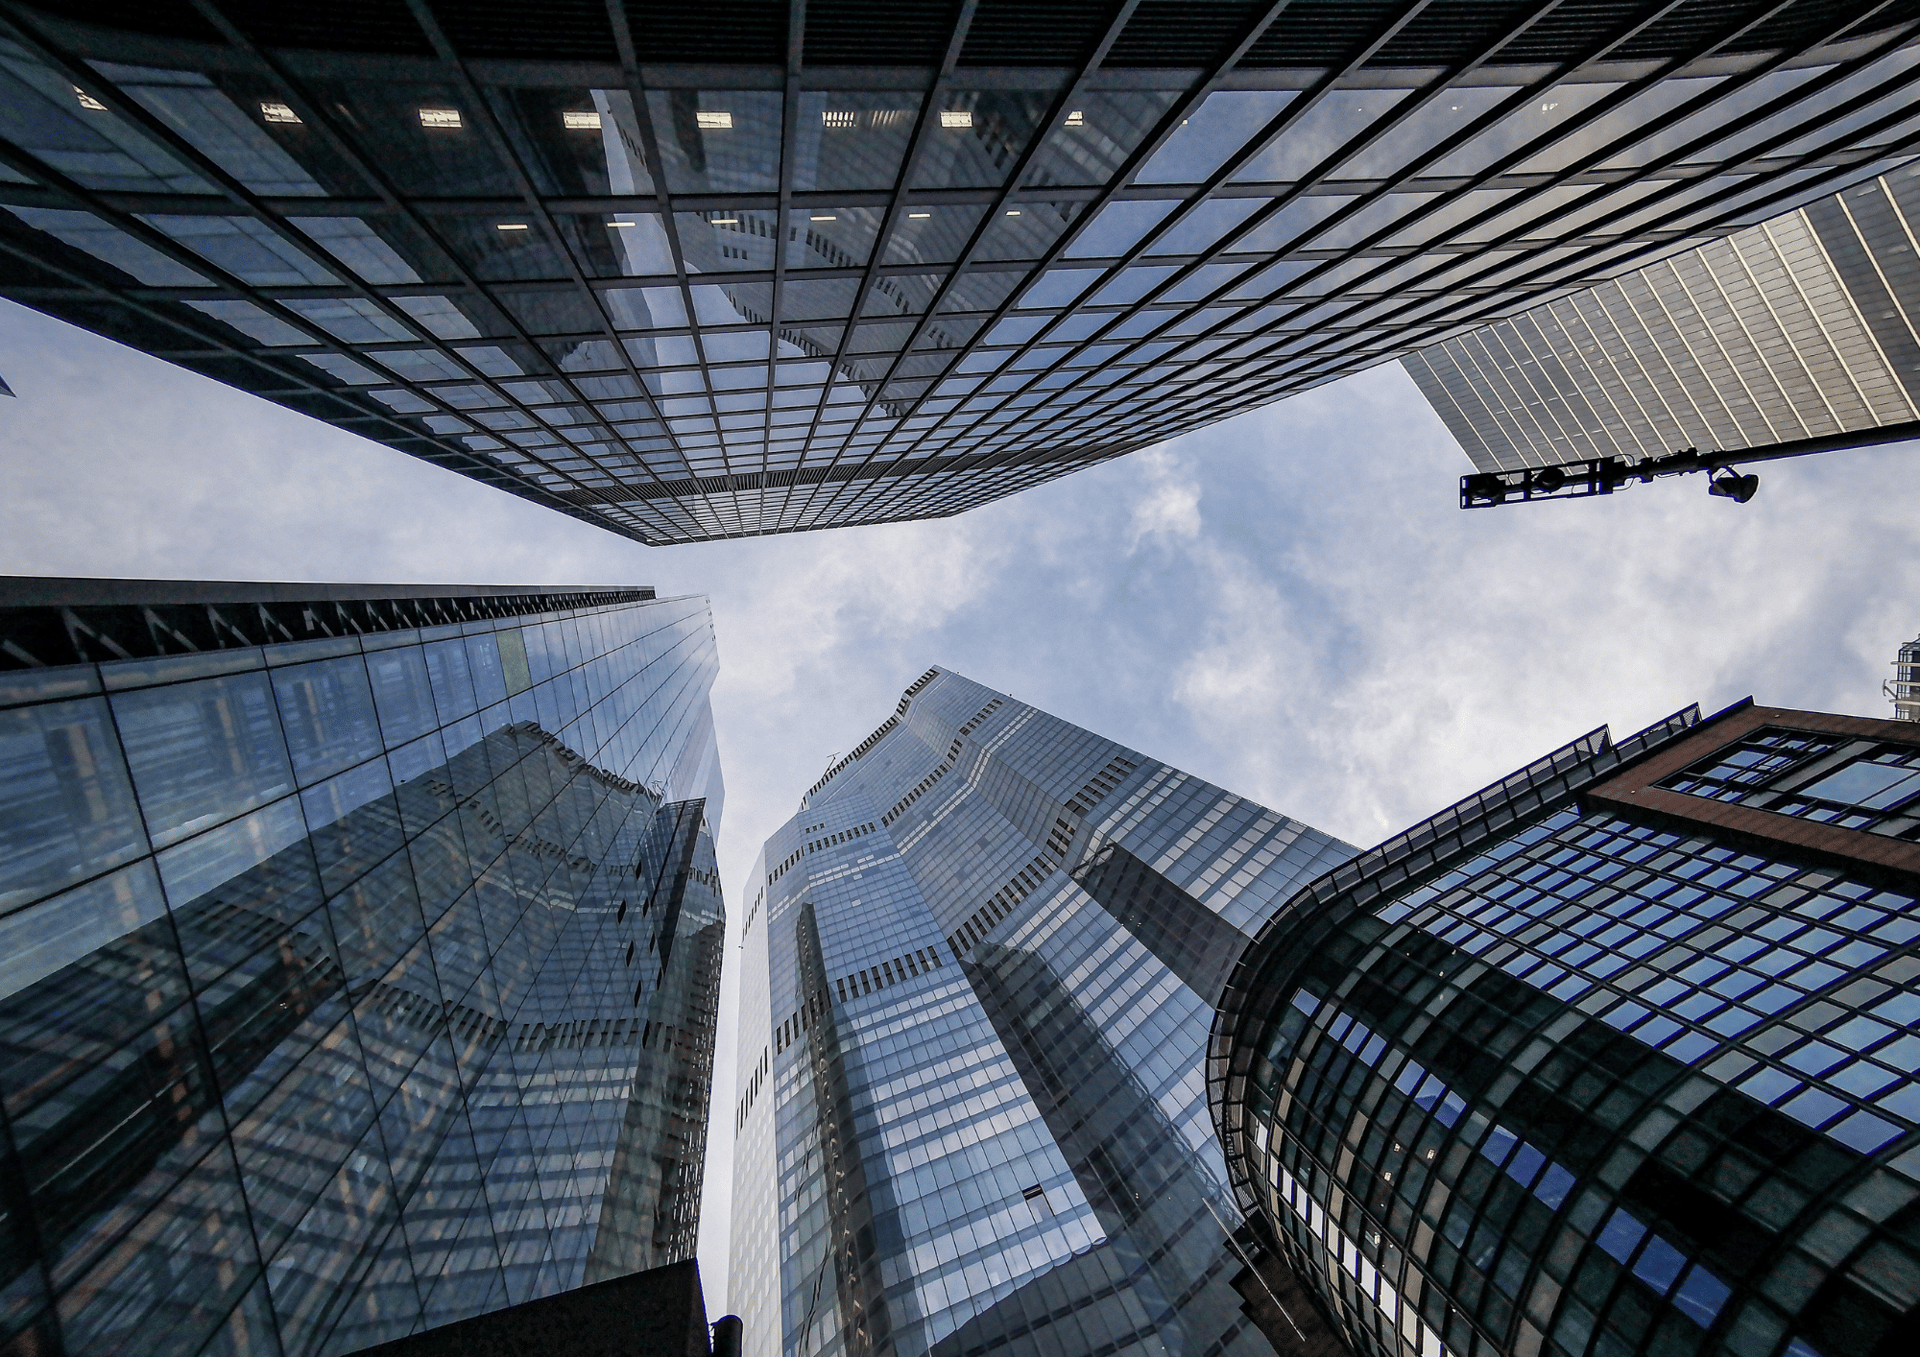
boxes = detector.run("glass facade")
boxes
[0,580,725,1357]
[2,4,1919,541]
[1405,160,1920,474]
[1213,701,1920,1357]
[728,666,1355,1357]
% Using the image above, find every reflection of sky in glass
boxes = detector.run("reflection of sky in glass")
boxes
[6,19,1920,541]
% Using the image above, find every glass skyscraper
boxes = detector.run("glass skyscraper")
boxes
[1213,699,1920,1357]
[0,577,725,1357]
[2,3,1919,541]
[1405,162,1920,475]
[728,666,1356,1357]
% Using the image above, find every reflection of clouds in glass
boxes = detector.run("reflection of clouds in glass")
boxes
[1138,90,1295,184]
[1234,89,1416,184]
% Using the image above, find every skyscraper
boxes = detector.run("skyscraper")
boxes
[729,666,1356,1357]
[0,576,725,1357]
[1212,699,1920,1357]
[3,3,1919,541]
[1406,162,1920,477]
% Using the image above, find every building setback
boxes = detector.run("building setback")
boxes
[1213,700,1920,1357]
[729,666,1356,1357]
[2,3,1919,542]
[1404,162,1920,474]
[0,578,725,1357]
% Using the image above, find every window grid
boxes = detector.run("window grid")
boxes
[2,3,1918,541]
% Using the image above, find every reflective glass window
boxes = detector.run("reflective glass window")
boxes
[113,672,295,848]
[0,696,147,913]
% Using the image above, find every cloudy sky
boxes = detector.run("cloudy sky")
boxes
[4,296,1918,1308]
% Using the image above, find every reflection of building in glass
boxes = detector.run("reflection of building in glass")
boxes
[1892,635,1920,722]
[3,5,1920,542]
[0,577,725,1357]
[1213,700,1920,1357]
[728,666,1356,1357]
[1406,164,1920,474]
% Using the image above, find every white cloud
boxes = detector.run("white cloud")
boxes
[1126,445,1203,548]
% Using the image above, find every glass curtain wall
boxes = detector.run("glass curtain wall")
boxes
[1213,703,1920,1357]
[0,583,724,1357]
[1,2,1918,541]
[728,666,1355,1357]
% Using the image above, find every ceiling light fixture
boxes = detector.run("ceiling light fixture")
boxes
[418,108,462,129]
[496,223,530,231]
[695,111,733,130]
[562,111,602,130]
[939,110,973,129]
[260,102,301,124]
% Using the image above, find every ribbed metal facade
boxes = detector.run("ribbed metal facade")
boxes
[3,2,1920,540]
[1405,163,1920,473]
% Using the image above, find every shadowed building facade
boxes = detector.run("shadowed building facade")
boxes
[0,578,725,1357]
[2,3,1920,541]
[1405,163,1920,475]
[729,666,1356,1357]
[1213,700,1920,1357]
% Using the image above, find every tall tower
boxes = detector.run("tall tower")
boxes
[1214,700,1920,1357]
[2,3,1918,540]
[728,666,1356,1357]
[0,577,725,1357]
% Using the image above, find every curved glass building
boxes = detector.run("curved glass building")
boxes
[2,3,1919,541]
[0,577,725,1357]
[1212,700,1920,1357]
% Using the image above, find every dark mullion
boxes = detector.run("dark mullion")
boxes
[0,132,542,469]
[604,0,735,502]
[0,2,678,536]
[0,182,1074,217]
[769,0,988,532]
[1194,0,1916,383]
[785,0,1217,531]
[1253,112,1920,394]
[747,0,808,535]
[181,0,690,543]
[0,233,649,540]
[1216,33,1920,403]
[886,0,1452,469]
[402,0,705,528]
[939,1,1914,470]
[903,0,1726,467]
[1196,4,1920,371]
[825,0,1321,484]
